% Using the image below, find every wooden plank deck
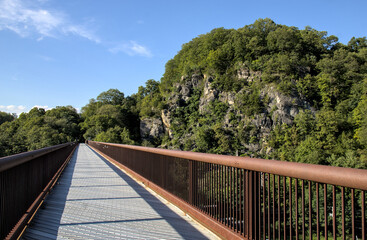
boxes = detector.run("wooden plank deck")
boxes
[21,144,217,239]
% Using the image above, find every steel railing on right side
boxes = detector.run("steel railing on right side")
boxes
[88,141,366,240]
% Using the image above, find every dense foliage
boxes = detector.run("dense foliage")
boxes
[0,19,366,170]
[79,88,140,145]
[0,106,81,157]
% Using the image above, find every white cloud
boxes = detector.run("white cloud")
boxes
[0,105,26,115]
[31,105,52,110]
[0,104,53,115]
[0,0,99,43]
[109,41,152,57]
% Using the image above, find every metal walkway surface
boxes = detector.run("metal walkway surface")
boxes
[21,144,217,239]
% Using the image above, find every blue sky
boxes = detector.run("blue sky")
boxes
[0,0,366,115]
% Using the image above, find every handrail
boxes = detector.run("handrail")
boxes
[0,143,71,172]
[91,141,367,190]
[88,140,367,240]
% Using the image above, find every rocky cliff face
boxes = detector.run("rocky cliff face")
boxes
[140,69,315,155]
[140,117,165,140]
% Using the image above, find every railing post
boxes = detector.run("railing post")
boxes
[248,171,253,239]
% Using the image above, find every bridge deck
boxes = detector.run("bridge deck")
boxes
[21,144,216,239]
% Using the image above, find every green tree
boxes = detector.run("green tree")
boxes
[0,111,15,125]
[96,89,125,105]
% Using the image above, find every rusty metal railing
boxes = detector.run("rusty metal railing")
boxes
[0,142,77,240]
[87,141,367,240]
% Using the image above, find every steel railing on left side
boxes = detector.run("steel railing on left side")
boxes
[0,142,77,240]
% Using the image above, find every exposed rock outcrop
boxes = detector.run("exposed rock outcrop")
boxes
[261,85,315,126]
[140,117,164,140]
[237,67,262,82]
[199,77,218,114]
[161,109,173,138]
[176,74,203,101]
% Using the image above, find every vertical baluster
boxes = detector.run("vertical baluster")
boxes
[202,162,205,212]
[290,178,293,239]
[199,162,202,211]
[268,173,271,240]
[284,176,286,240]
[256,170,258,240]
[207,163,210,215]
[342,187,345,240]
[309,181,312,240]
[324,184,327,240]
[273,174,275,240]
[213,164,215,218]
[246,170,249,237]
[302,180,305,240]
[258,172,261,240]
[207,163,209,215]
[205,162,208,213]
[197,162,200,210]
[232,168,237,231]
[263,173,266,240]
[219,165,221,222]
[215,164,217,219]
[221,165,223,224]
[333,185,336,240]
[239,169,243,235]
[195,161,198,207]
[352,188,355,240]
[256,172,259,239]
[236,168,241,232]
[234,167,236,231]
[296,178,298,240]
[192,161,195,206]
[362,191,365,240]
[218,164,220,222]
[211,163,213,217]
[231,167,233,230]
[188,160,194,205]
[228,166,231,229]
[249,171,253,239]
[243,170,246,237]
[226,165,229,226]
[223,165,225,224]
[215,164,217,220]
[278,175,281,240]
[317,182,320,240]
[210,163,212,216]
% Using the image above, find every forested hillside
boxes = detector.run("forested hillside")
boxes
[0,106,81,157]
[1,18,366,169]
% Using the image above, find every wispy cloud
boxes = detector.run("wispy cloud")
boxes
[0,104,53,115]
[109,41,152,57]
[0,0,100,43]
[0,0,152,58]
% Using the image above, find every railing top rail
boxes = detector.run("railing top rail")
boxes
[0,142,74,173]
[90,141,367,191]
